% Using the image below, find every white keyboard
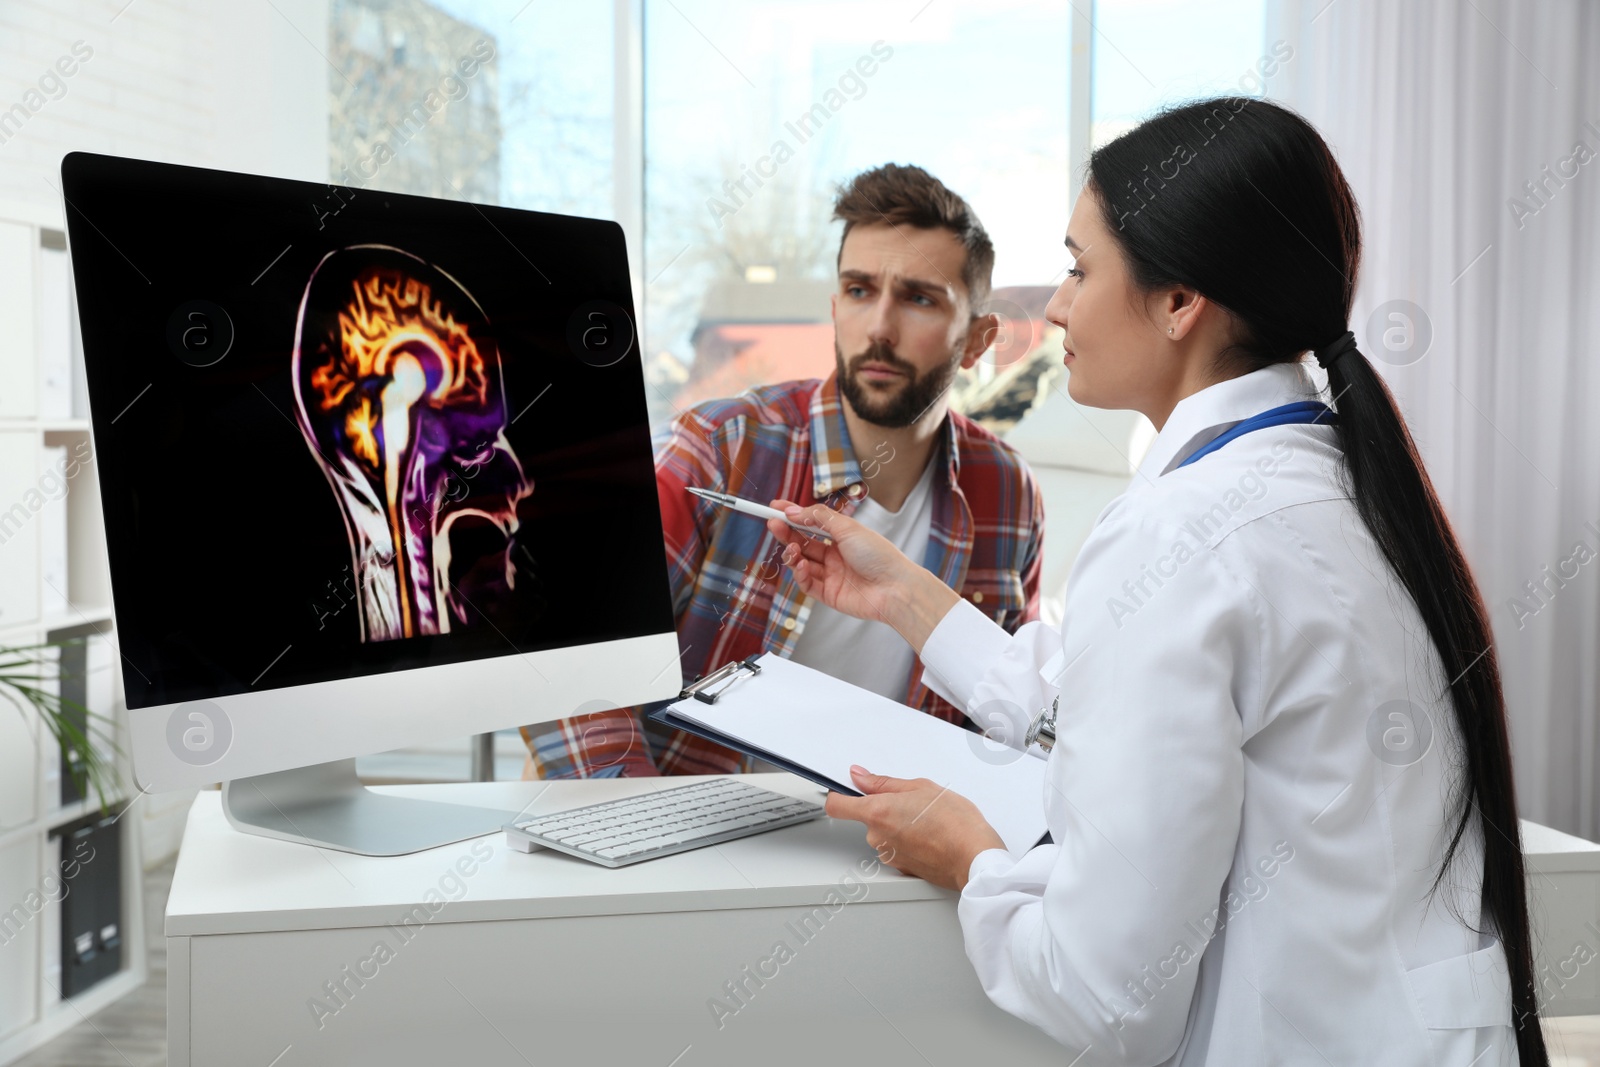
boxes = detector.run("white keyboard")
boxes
[503,778,825,867]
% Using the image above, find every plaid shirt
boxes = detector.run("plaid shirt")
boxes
[521,373,1044,778]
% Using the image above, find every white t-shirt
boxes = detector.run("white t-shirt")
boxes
[787,454,937,698]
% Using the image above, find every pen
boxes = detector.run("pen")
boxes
[685,487,835,540]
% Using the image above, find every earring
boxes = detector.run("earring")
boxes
[1167,327,1174,335]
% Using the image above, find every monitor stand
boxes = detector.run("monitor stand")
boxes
[220,758,523,856]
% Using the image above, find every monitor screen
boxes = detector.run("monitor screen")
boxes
[62,153,674,711]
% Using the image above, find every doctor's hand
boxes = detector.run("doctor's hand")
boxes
[826,765,1006,892]
[766,500,960,654]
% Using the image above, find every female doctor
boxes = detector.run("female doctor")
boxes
[766,99,1547,1065]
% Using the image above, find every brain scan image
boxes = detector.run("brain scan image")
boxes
[292,245,531,642]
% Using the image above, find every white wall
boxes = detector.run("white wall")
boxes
[0,0,330,223]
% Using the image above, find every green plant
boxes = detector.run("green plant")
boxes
[0,637,122,811]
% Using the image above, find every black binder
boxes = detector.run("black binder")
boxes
[53,813,123,998]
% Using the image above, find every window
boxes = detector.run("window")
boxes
[327,0,615,783]
[324,0,1273,780]
[640,0,1074,430]
[329,0,613,216]
[1091,0,1273,146]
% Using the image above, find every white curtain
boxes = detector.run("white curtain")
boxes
[1264,0,1600,838]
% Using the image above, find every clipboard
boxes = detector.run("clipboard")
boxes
[650,656,856,795]
[647,652,1050,855]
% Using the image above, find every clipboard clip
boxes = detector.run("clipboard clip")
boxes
[682,655,763,704]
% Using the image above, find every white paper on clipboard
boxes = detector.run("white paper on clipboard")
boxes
[663,653,1050,856]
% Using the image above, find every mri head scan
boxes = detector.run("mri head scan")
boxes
[292,245,532,642]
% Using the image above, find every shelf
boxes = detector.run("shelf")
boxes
[0,606,115,645]
[0,193,144,1067]
[44,794,130,833]
[0,969,146,1066]
[0,420,89,431]
[0,179,144,1067]
[0,197,65,231]
[0,821,44,855]
[40,606,115,633]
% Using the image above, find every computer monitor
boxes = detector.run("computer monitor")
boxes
[60,152,680,855]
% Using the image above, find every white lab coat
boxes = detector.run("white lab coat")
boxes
[920,362,1517,1066]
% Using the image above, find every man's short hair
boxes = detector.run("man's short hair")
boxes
[832,163,995,316]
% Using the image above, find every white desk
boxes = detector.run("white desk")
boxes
[165,777,1600,1067]
[165,775,1069,1067]
[1523,820,1600,1016]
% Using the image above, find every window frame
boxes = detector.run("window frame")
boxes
[611,0,1096,347]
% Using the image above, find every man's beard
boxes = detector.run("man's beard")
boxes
[835,340,962,430]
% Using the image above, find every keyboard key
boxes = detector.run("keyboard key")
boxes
[583,837,629,852]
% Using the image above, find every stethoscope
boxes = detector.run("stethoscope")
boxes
[1024,401,1335,754]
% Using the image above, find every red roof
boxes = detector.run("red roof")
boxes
[673,322,838,410]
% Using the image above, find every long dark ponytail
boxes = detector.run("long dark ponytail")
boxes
[1089,97,1546,1063]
